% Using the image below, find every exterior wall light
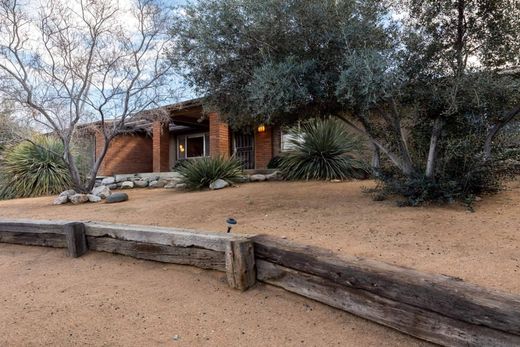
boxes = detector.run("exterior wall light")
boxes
[179,144,185,153]
[257,124,266,133]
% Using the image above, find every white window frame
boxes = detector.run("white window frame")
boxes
[177,132,209,159]
[281,123,304,152]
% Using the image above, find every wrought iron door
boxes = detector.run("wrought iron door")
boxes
[233,133,255,169]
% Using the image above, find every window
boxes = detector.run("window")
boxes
[281,123,304,152]
[177,133,209,159]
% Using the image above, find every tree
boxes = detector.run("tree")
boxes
[0,0,175,192]
[170,0,520,202]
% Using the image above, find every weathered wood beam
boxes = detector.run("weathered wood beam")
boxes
[87,236,226,271]
[0,231,66,248]
[0,219,69,234]
[85,222,237,252]
[64,222,88,258]
[225,238,256,291]
[257,260,520,347]
[252,235,520,336]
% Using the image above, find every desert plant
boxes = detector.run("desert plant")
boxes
[278,118,367,180]
[176,156,244,190]
[0,136,72,199]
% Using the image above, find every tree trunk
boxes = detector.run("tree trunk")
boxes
[371,143,381,177]
[85,135,111,193]
[425,118,444,179]
[63,142,84,192]
[483,106,520,161]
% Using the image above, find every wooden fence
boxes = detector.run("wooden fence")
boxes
[1,219,519,346]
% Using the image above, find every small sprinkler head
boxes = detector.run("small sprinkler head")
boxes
[226,218,237,233]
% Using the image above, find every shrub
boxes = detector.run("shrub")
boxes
[0,136,72,199]
[278,118,367,180]
[176,156,244,190]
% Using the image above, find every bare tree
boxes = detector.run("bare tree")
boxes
[0,0,174,192]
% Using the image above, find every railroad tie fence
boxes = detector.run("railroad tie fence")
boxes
[1,219,519,346]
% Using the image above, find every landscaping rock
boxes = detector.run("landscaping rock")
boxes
[69,194,89,205]
[87,194,102,203]
[175,183,187,190]
[91,185,111,199]
[234,176,249,183]
[209,179,229,190]
[134,180,149,188]
[101,177,115,185]
[121,181,134,189]
[164,182,177,189]
[114,174,135,183]
[149,180,166,188]
[249,174,266,182]
[106,192,129,203]
[59,189,76,198]
[53,195,69,205]
[265,171,283,181]
[107,184,118,190]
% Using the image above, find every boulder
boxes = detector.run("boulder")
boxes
[209,179,229,190]
[114,174,135,183]
[59,189,76,198]
[121,181,134,189]
[53,195,69,205]
[175,183,187,190]
[107,184,118,190]
[164,182,177,189]
[249,174,266,182]
[234,176,249,183]
[69,194,89,205]
[91,185,111,199]
[87,194,102,203]
[101,177,115,185]
[265,171,283,181]
[106,192,129,203]
[149,180,166,188]
[134,180,148,188]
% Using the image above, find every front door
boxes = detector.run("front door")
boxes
[233,133,255,169]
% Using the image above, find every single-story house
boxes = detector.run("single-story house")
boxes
[93,98,294,176]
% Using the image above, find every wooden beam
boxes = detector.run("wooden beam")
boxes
[257,260,520,347]
[0,219,69,234]
[0,231,66,248]
[84,222,240,252]
[252,235,520,336]
[87,236,225,271]
[64,222,88,258]
[225,238,256,291]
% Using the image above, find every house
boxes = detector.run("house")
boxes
[93,98,289,176]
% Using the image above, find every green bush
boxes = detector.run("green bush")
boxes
[278,118,367,180]
[176,156,244,190]
[0,136,72,199]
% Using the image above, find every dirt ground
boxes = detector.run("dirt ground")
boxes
[0,243,428,346]
[1,179,520,345]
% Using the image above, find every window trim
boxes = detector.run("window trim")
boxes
[177,132,209,159]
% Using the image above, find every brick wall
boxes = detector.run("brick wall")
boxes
[209,112,231,158]
[152,121,170,172]
[254,126,274,169]
[272,125,282,157]
[95,132,153,176]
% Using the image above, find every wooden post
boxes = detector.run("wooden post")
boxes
[64,222,88,258]
[225,238,256,291]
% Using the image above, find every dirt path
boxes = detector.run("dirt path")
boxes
[1,180,519,294]
[0,243,428,346]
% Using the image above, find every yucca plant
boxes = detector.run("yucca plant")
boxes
[278,117,367,180]
[176,156,244,190]
[0,136,72,199]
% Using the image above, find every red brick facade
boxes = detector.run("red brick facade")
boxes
[254,126,274,169]
[95,132,153,176]
[96,110,281,175]
[152,121,170,172]
[209,112,231,158]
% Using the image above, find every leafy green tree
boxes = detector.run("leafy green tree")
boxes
[170,0,520,202]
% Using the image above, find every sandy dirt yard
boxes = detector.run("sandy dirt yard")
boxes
[0,243,428,346]
[1,179,519,345]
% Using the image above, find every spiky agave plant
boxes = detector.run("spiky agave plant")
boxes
[0,136,72,199]
[177,156,244,190]
[278,117,367,180]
